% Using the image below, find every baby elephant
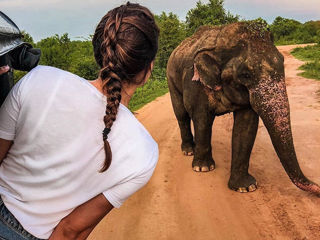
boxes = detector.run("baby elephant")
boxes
[167,22,320,195]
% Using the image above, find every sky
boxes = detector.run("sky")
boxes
[1,0,320,42]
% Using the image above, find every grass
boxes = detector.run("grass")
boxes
[291,44,320,80]
[274,40,308,46]
[291,44,320,61]
[128,70,168,111]
[297,61,320,80]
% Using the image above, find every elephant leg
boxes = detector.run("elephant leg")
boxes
[228,108,259,192]
[168,82,194,155]
[192,108,215,172]
[178,115,194,156]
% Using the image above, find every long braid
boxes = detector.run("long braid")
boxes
[92,2,159,172]
[99,8,127,172]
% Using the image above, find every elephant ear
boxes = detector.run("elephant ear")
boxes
[192,50,221,91]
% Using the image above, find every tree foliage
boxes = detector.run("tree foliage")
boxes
[270,17,301,40]
[270,17,320,45]
[186,0,239,35]
[37,33,72,70]
[155,12,187,69]
[21,31,35,45]
[36,33,99,79]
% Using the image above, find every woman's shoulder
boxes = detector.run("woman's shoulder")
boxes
[26,65,65,75]
[17,65,90,95]
[25,65,82,81]
[17,65,79,87]
[110,104,159,167]
[115,104,157,147]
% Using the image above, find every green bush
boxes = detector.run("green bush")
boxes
[155,12,187,69]
[291,44,320,80]
[128,68,168,111]
[186,0,239,35]
[271,17,320,45]
[298,60,320,80]
[291,44,320,61]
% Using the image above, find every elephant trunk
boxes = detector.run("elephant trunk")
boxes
[249,78,320,195]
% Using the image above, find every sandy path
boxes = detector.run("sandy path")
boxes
[89,44,320,240]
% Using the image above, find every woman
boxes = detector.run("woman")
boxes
[0,2,159,239]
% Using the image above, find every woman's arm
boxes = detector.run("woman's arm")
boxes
[0,138,13,164]
[49,193,113,240]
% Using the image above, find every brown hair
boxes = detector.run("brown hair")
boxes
[92,2,159,172]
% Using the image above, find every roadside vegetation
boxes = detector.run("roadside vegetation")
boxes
[270,18,320,45]
[291,44,320,80]
[128,69,168,111]
[14,0,320,110]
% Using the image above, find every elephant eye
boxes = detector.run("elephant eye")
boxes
[239,72,251,79]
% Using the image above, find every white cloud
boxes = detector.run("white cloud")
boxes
[224,0,320,22]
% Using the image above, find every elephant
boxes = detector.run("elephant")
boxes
[166,21,320,195]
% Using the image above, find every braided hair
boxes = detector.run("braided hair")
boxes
[92,2,159,172]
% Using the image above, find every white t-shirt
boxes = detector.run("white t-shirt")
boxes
[0,66,158,239]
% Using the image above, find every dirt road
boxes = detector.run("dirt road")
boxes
[89,45,320,240]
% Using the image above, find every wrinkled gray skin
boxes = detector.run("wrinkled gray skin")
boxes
[167,22,320,195]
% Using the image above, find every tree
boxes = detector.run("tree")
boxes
[304,21,320,35]
[155,12,187,69]
[304,21,320,43]
[186,0,239,35]
[269,17,320,44]
[21,31,35,45]
[270,17,301,41]
[36,33,72,70]
[69,40,99,80]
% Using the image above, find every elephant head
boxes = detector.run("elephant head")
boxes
[192,22,320,195]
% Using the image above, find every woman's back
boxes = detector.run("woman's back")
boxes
[0,65,158,239]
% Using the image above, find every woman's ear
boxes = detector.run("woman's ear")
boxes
[143,61,154,84]
[137,61,154,86]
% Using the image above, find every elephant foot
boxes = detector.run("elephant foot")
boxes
[192,158,215,172]
[228,174,257,193]
[181,142,194,156]
[292,179,320,196]
[183,150,194,156]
